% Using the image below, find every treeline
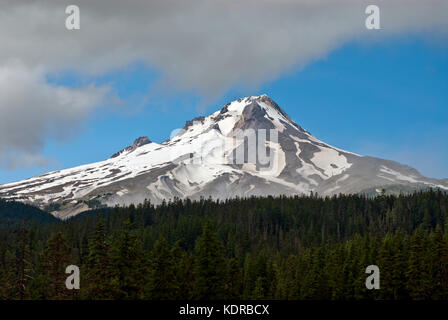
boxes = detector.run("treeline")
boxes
[0,198,57,228]
[0,190,447,300]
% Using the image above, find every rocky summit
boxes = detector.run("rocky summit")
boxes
[1,95,447,219]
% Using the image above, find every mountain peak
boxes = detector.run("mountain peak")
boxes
[225,94,270,108]
[179,94,305,139]
[2,94,448,219]
[225,94,304,133]
[217,94,281,117]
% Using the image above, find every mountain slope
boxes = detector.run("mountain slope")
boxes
[1,95,447,218]
[0,199,58,227]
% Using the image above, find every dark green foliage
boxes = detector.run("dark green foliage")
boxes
[194,222,228,299]
[109,220,146,299]
[145,237,178,299]
[0,190,447,300]
[14,227,32,300]
[83,221,112,299]
[43,232,72,299]
[427,225,448,299]
[0,199,58,227]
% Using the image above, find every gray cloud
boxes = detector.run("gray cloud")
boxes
[0,0,447,168]
[1,0,447,93]
[0,63,109,168]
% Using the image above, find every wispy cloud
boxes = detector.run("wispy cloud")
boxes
[0,63,110,169]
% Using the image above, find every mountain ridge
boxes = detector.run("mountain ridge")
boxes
[1,94,447,219]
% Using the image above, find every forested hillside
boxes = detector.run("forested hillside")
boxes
[0,199,58,227]
[0,191,447,300]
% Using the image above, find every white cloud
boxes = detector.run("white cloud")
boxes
[0,150,56,171]
[1,0,447,94]
[0,63,109,168]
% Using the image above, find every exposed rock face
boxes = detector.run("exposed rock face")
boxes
[184,116,205,130]
[1,94,447,219]
[111,136,151,158]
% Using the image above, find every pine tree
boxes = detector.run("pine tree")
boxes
[327,243,346,300]
[175,251,196,299]
[14,227,32,300]
[389,232,407,299]
[301,247,328,299]
[377,234,395,299]
[84,221,112,299]
[194,222,227,300]
[0,244,14,299]
[110,220,146,299]
[251,277,265,299]
[242,253,256,299]
[428,225,448,299]
[406,227,429,299]
[1,191,448,300]
[274,255,299,300]
[145,237,178,299]
[43,232,72,299]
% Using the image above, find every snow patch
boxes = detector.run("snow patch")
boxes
[311,146,352,177]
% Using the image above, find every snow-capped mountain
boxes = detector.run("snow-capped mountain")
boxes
[1,95,447,219]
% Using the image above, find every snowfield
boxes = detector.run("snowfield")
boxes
[1,94,447,218]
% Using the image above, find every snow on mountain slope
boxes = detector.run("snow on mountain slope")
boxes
[1,94,447,219]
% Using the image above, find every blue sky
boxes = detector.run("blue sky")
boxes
[1,35,447,184]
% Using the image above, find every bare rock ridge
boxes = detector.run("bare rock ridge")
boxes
[111,136,151,158]
[0,94,447,219]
